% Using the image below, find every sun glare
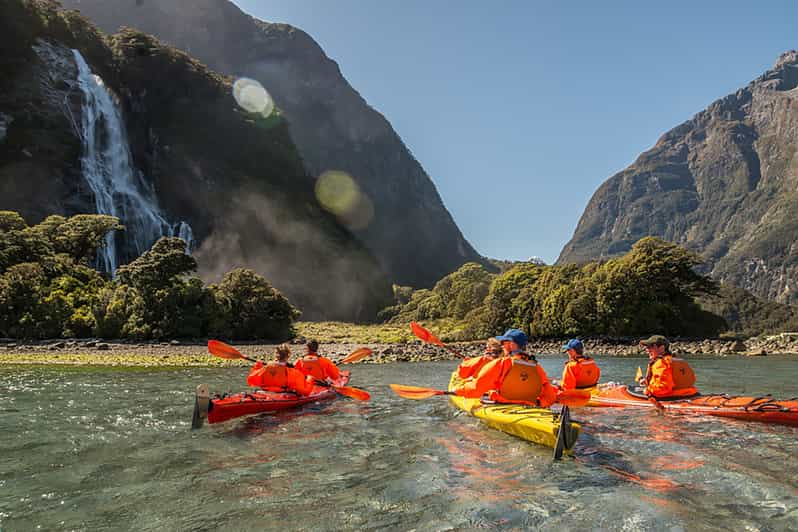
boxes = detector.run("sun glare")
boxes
[233,77,274,116]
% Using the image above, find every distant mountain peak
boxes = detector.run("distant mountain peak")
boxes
[775,50,798,69]
[558,49,798,306]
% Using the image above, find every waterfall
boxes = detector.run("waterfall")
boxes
[72,50,194,271]
[173,221,196,252]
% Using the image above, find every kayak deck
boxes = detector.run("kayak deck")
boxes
[448,372,581,455]
[193,371,350,426]
[588,384,798,426]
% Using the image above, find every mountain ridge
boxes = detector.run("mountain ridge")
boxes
[558,50,798,305]
[60,0,489,288]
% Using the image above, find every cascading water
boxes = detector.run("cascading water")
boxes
[72,50,194,272]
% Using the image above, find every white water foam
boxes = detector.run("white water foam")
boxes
[72,50,194,271]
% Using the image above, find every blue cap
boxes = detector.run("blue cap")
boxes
[561,339,583,354]
[495,329,528,347]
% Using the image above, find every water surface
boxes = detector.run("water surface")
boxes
[1,357,796,531]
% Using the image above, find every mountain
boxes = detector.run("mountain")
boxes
[558,51,798,305]
[0,0,391,320]
[59,0,487,288]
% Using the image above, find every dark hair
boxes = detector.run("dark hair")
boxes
[275,343,291,362]
[306,339,319,352]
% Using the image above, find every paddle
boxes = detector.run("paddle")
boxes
[410,322,466,358]
[634,365,664,411]
[339,347,373,364]
[390,383,455,400]
[206,340,371,401]
[553,405,573,460]
[390,384,591,407]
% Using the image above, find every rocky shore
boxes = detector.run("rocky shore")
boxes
[1,334,797,367]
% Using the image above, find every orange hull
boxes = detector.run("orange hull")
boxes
[588,384,798,427]
[207,372,350,424]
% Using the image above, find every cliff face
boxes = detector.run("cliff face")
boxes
[0,0,391,320]
[59,0,486,288]
[558,51,798,305]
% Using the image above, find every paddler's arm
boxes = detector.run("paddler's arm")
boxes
[560,361,577,391]
[454,358,502,398]
[645,359,674,397]
[536,364,558,407]
[322,357,341,380]
[246,361,265,388]
[289,370,315,396]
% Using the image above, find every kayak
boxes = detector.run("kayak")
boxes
[588,383,798,426]
[192,371,350,427]
[447,372,581,457]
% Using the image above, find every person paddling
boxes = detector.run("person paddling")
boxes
[452,329,558,407]
[295,339,341,382]
[638,335,698,398]
[247,343,315,396]
[457,337,504,379]
[557,339,600,391]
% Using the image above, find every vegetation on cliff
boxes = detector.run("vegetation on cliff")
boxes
[0,211,298,340]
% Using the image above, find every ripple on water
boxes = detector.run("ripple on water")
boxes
[0,360,796,530]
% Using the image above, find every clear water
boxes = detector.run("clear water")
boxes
[1,357,796,531]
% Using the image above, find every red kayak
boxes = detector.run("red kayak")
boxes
[588,384,798,426]
[192,371,350,427]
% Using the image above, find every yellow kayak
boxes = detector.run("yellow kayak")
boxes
[447,372,581,457]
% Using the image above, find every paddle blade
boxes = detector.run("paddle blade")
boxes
[556,389,591,408]
[389,383,447,400]
[207,340,245,360]
[333,385,371,401]
[410,321,444,347]
[635,366,643,382]
[341,347,373,364]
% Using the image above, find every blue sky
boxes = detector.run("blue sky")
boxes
[233,0,796,263]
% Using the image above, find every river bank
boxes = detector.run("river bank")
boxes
[1,333,797,366]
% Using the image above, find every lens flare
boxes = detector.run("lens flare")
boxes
[233,77,274,116]
[315,170,374,230]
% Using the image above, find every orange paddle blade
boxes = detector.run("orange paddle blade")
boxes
[340,347,373,364]
[333,385,371,401]
[556,389,591,408]
[207,340,245,360]
[389,383,448,400]
[410,322,444,347]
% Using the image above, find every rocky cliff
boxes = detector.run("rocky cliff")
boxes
[60,0,486,288]
[0,0,391,320]
[558,51,798,305]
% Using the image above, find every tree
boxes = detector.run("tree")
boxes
[211,268,300,340]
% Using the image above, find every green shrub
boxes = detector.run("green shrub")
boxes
[210,268,299,340]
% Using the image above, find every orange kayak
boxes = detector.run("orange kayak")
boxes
[588,384,798,426]
[192,371,350,427]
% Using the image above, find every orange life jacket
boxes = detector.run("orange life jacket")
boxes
[496,358,543,402]
[247,361,314,395]
[295,354,341,381]
[670,357,696,389]
[645,355,698,397]
[297,356,324,380]
[571,357,600,389]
